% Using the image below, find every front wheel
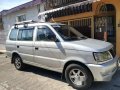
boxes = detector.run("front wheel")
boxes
[65,64,93,90]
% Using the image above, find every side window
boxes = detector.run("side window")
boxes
[37,26,56,41]
[9,29,18,41]
[18,28,34,41]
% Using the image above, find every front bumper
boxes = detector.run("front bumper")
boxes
[87,56,119,81]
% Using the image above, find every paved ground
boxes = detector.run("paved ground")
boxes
[0,44,6,50]
[0,54,120,90]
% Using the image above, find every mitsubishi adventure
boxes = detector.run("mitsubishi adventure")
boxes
[6,21,119,90]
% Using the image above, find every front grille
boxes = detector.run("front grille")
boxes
[109,49,116,58]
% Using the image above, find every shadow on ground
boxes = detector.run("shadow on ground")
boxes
[0,52,4,54]
[22,64,120,90]
[23,64,64,82]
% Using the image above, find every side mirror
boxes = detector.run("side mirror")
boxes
[53,35,60,42]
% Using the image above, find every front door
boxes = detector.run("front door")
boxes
[34,25,62,68]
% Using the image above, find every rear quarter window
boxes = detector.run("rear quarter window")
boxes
[9,29,18,41]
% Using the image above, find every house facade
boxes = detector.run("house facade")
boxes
[1,0,45,31]
[0,12,3,31]
[40,0,120,56]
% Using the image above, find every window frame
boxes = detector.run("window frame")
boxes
[9,28,18,41]
[16,14,26,22]
[36,25,57,42]
[17,27,34,41]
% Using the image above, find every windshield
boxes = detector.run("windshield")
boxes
[52,25,87,41]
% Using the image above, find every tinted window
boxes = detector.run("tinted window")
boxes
[18,28,34,41]
[52,25,86,41]
[37,26,56,41]
[9,29,18,40]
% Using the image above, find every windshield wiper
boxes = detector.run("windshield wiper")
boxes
[64,37,78,41]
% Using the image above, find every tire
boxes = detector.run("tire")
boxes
[13,55,24,70]
[65,64,93,90]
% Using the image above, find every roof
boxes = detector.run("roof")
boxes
[1,0,44,16]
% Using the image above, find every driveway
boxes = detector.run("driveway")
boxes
[0,54,120,90]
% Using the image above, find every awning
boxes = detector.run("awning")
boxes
[38,0,101,18]
[38,7,65,17]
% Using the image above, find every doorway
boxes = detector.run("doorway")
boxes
[94,4,116,48]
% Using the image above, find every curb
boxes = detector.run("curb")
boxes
[0,50,6,54]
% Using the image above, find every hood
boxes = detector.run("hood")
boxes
[68,38,113,52]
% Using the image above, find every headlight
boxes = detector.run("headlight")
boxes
[93,51,113,62]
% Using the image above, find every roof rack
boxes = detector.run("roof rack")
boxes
[14,20,39,28]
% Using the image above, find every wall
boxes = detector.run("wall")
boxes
[0,30,6,44]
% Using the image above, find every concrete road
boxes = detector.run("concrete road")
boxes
[0,54,120,90]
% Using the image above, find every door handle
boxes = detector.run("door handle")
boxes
[17,45,19,48]
[35,47,39,50]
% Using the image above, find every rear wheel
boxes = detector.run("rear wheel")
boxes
[13,55,24,70]
[65,64,93,90]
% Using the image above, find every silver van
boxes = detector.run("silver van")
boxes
[6,21,119,90]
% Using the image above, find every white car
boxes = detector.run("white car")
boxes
[6,20,119,90]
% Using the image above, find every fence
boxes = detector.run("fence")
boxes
[0,30,8,44]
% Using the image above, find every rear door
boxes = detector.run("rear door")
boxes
[16,27,34,62]
[6,28,18,57]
